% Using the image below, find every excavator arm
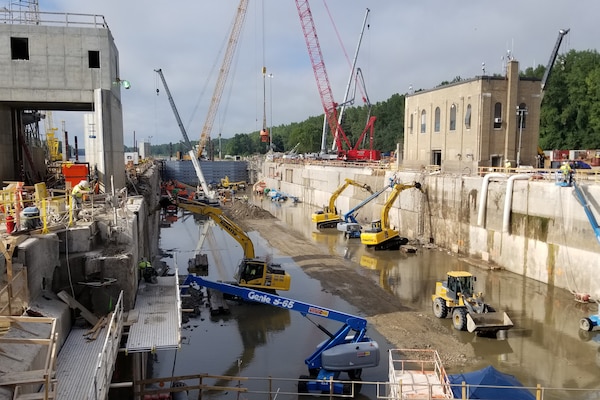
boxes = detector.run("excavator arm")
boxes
[177,199,291,291]
[177,200,255,258]
[360,182,422,250]
[326,178,372,214]
[380,182,421,230]
[312,178,373,229]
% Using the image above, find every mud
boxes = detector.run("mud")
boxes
[221,201,477,368]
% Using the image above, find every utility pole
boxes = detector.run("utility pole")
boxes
[516,106,528,167]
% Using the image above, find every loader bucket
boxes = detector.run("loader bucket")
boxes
[467,312,513,334]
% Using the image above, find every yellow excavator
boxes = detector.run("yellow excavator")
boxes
[177,199,291,292]
[311,178,373,229]
[360,182,422,250]
[220,176,247,191]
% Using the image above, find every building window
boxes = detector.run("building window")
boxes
[434,107,440,132]
[88,51,100,68]
[449,104,457,131]
[493,102,502,129]
[465,104,472,129]
[517,103,527,129]
[11,37,29,60]
[420,110,427,133]
[431,150,442,166]
[409,113,414,134]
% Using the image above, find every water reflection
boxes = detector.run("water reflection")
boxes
[249,194,600,399]
[156,195,600,399]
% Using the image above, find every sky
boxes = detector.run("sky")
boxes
[39,0,600,148]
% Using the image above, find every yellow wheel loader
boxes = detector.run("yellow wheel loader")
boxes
[431,271,513,336]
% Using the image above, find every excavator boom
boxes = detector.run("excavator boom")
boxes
[360,182,422,250]
[177,199,291,291]
[311,178,372,229]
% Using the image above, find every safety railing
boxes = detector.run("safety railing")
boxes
[0,10,108,28]
[86,291,124,400]
[131,372,599,400]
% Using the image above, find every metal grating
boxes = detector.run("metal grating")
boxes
[126,275,181,353]
[55,326,108,400]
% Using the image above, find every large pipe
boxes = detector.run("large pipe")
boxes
[477,173,506,227]
[503,174,531,233]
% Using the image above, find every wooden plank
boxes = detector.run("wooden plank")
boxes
[56,291,99,325]
[207,289,229,316]
[0,369,54,385]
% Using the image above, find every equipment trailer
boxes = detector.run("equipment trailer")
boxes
[181,275,380,395]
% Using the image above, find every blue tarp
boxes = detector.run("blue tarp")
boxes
[448,366,535,400]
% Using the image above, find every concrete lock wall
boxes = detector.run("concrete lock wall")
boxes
[261,161,600,297]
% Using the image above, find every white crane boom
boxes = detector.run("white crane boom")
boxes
[197,0,249,159]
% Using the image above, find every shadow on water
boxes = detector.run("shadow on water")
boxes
[155,196,600,399]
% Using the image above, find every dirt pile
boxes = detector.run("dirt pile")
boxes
[222,200,276,220]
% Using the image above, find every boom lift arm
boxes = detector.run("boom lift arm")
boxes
[197,0,249,160]
[360,182,422,250]
[177,199,291,291]
[181,274,379,393]
[311,178,373,229]
[572,180,600,245]
[337,177,395,238]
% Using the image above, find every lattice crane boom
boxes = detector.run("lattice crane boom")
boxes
[295,0,352,156]
[197,0,249,159]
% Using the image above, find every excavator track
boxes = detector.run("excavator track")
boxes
[317,219,342,229]
[370,236,409,251]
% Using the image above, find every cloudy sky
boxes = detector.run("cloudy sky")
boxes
[43,0,600,148]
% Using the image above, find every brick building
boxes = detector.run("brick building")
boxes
[403,60,542,173]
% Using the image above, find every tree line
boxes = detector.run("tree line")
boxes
[139,49,600,157]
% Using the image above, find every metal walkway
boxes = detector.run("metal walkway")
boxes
[126,275,182,353]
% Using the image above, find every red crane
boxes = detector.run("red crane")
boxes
[294,0,380,161]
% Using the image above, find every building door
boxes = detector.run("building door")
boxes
[431,150,442,166]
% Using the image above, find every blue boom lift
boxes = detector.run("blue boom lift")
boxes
[337,177,396,238]
[181,275,380,395]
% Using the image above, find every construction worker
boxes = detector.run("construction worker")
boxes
[504,159,512,172]
[71,180,90,206]
[560,161,572,184]
[71,180,90,219]
[138,257,157,283]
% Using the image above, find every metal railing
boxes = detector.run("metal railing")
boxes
[87,291,124,400]
[133,372,599,400]
[0,10,108,28]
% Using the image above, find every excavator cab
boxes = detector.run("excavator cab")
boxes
[235,259,291,292]
[365,220,382,233]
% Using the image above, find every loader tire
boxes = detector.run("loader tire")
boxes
[433,297,448,318]
[580,317,593,332]
[452,308,467,331]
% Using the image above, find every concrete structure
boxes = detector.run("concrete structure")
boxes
[404,60,541,173]
[260,161,600,297]
[0,10,126,190]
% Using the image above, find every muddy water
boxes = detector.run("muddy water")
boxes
[155,197,600,399]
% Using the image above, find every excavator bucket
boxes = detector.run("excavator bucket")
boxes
[467,312,513,334]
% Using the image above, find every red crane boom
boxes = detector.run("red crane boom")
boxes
[295,0,352,158]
